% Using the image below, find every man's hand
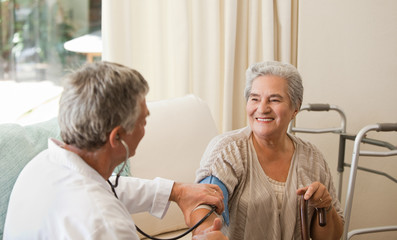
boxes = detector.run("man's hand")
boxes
[170,183,224,225]
[192,218,228,240]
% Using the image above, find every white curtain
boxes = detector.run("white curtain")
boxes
[102,0,298,132]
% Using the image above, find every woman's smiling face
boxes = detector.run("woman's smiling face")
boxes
[246,75,297,140]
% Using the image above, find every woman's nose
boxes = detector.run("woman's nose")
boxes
[257,100,270,113]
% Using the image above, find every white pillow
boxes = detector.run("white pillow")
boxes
[130,95,218,237]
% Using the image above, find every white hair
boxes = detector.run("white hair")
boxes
[244,61,303,110]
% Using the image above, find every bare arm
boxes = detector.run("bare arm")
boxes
[169,182,224,226]
[193,218,229,240]
[190,207,222,237]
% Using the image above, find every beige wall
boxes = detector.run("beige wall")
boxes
[297,0,397,239]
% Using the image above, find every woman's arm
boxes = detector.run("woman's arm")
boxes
[170,182,224,226]
[189,176,229,236]
[190,207,221,236]
[193,218,229,240]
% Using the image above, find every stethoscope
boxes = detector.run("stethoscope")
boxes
[107,138,216,240]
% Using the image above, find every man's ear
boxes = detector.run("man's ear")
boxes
[109,126,122,148]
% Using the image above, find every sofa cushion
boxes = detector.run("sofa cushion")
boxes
[0,117,131,238]
[131,95,218,237]
[0,118,60,237]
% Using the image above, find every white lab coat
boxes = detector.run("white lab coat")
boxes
[4,139,173,240]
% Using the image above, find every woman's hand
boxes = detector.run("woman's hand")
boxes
[296,182,344,240]
[296,181,332,210]
[193,218,229,240]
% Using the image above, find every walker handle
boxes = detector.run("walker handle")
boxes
[377,123,397,132]
[305,103,331,111]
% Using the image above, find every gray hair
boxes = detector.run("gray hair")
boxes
[244,61,303,110]
[59,61,149,150]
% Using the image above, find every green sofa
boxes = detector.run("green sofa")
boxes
[0,118,60,238]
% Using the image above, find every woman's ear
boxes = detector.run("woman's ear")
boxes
[291,108,299,120]
[293,109,299,119]
[109,126,122,148]
[292,104,301,119]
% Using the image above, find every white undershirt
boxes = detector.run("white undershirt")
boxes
[266,175,286,214]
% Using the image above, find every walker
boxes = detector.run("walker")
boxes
[289,104,397,201]
[342,123,397,240]
[288,103,347,201]
[290,105,397,239]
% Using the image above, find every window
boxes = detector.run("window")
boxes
[1,0,101,83]
[0,0,101,124]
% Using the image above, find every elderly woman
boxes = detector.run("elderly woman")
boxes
[4,61,227,240]
[190,61,344,239]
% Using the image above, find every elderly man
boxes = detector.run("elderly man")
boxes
[4,61,227,240]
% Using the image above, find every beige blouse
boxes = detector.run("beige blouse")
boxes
[196,126,343,240]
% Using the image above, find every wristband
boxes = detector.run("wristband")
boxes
[192,205,222,221]
[192,204,213,212]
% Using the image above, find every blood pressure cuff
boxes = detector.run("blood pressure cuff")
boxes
[200,175,230,225]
